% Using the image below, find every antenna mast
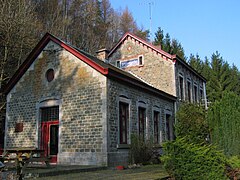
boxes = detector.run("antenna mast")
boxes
[149,2,153,38]
[139,1,154,40]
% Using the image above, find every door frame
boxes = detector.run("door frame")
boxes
[41,120,59,163]
[36,99,62,163]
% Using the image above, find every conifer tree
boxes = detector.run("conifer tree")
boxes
[188,54,203,74]
[207,52,232,101]
[153,27,164,48]
[208,91,240,156]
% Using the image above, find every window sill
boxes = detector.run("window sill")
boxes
[117,144,130,149]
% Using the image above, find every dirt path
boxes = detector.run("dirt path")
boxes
[37,164,168,180]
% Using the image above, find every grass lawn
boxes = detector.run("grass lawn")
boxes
[37,164,169,180]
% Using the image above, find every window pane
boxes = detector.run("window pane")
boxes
[154,111,159,143]
[166,114,171,140]
[119,102,129,144]
[187,81,191,102]
[200,89,203,101]
[194,85,197,102]
[138,107,146,140]
[179,76,184,100]
[41,106,59,122]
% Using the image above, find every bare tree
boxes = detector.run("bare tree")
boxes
[0,0,39,89]
[119,7,138,36]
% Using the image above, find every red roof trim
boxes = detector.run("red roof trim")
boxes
[49,36,108,75]
[3,33,108,94]
[108,32,174,60]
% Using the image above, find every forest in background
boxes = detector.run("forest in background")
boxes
[0,0,240,147]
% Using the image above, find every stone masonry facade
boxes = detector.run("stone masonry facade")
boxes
[108,36,176,96]
[4,33,206,167]
[175,61,207,107]
[107,79,175,167]
[108,35,207,109]
[5,41,108,166]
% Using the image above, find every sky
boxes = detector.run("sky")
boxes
[109,0,240,69]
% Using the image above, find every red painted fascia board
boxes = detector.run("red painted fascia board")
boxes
[108,33,129,58]
[108,32,173,60]
[49,36,108,75]
[3,34,50,94]
[126,32,173,59]
[3,33,108,94]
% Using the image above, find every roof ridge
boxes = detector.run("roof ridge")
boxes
[108,32,174,60]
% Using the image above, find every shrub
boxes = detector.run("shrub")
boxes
[161,137,227,180]
[129,134,155,164]
[226,156,240,179]
[175,103,209,144]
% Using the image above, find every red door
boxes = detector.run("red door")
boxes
[41,121,59,163]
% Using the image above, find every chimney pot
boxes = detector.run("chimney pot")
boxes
[96,48,109,61]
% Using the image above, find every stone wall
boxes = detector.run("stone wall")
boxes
[5,41,108,166]
[108,37,176,96]
[107,78,175,166]
[175,61,206,106]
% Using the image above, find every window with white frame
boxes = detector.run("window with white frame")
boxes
[115,55,144,69]
[116,60,120,68]
[138,55,144,66]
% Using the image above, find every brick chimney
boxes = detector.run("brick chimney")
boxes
[96,48,109,61]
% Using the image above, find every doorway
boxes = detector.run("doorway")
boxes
[40,106,59,163]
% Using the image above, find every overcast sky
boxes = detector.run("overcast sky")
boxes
[110,0,240,69]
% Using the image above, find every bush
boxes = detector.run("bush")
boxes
[161,137,227,180]
[226,156,240,179]
[129,134,155,164]
[175,103,209,144]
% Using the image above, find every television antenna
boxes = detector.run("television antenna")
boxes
[139,1,154,40]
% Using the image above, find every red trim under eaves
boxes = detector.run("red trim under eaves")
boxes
[108,32,173,60]
[3,33,108,94]
[48,36,108,75]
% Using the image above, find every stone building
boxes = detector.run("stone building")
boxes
[2,33,177,166]
[107,33,207,108]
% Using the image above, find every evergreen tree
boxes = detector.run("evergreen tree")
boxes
[153,27,186,60]
[153,27,164,48]
[171,39,185,60]
[188,54,203,74]
[135,29,150,41]
[208,91,240,156]
[207,52,232,101]
[202,57,211,80]
[163,33,171,53]
[229,65,240,95]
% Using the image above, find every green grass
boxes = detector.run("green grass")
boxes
[37,164,168,180]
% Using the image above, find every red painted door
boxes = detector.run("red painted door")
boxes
[41,121,59,163]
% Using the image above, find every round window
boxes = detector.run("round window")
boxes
[46,69,54,82]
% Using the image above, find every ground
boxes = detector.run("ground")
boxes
[37,164,168,180]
